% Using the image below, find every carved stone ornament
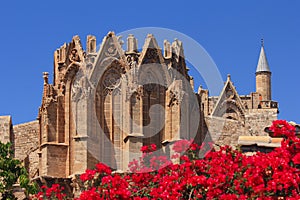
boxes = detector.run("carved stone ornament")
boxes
[43,97,55,109]
[168,89,184,107]
[102,69,121,90]
[225,88,235,100]
[71,69,92,102]
[104,42,118,57]
[127,54,139,66]
[125,84,144,102]
[69,48,81,63]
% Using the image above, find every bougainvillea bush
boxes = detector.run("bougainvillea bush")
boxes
[32,120,300,199]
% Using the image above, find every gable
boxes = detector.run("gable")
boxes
[211,75,245,121]
[90,32,126,85]
[139,34,165,65]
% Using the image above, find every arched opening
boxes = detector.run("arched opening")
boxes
[138,68,166,150]
[142,83,165,149]
[95,63,123,169]
[221,101,244,122]
[224,108,238,120]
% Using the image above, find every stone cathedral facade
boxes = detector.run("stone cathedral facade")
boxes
[0,32,278,181]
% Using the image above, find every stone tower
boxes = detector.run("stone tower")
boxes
[255,39,271,101]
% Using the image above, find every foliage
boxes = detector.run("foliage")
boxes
[34,120,300,199]
[0,142,37,200]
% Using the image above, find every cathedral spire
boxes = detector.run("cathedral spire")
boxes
[256,39,271,73]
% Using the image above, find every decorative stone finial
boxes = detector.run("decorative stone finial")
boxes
[227,74,231,81]
[164,40,171,58]
[43,72,49,85]
[87,35,96,54]
[147,34,154,38]
[197,85,203,94]
[127,34,138,53]
[108,31,115,37]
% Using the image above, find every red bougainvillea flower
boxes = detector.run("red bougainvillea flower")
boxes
[78,187,101,200]
[292,152,300,165]
[140,144,157,153]
[140,145,148,153]
[95,163,112,175]
[172,139,192,153]
[34,120,300,200]
[32,184,66,200]
[150,144,157,151]
[269,120,296,138]
[80,169,96,182]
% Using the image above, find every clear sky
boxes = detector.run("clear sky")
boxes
[0,1,299,124]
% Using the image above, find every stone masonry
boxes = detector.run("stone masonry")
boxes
[0,32,278,183]
[13,121,39,178]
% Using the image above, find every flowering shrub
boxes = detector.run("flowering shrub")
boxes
[33,120,300,199]
[32,184,66,200]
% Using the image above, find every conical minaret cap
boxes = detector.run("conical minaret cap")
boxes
[256,39,271,73]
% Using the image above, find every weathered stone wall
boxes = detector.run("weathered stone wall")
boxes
[40,144,68,177]
[240,95,252,109]
[72,139,88,175]
[13,120,39,178]
[0,116,13,144]
[205,116,247,148]
[245,109,277,136]
[204,109,277,148]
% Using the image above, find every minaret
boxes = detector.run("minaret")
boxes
[256,39,271,101]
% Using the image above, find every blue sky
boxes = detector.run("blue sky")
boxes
[0,1,299,124]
